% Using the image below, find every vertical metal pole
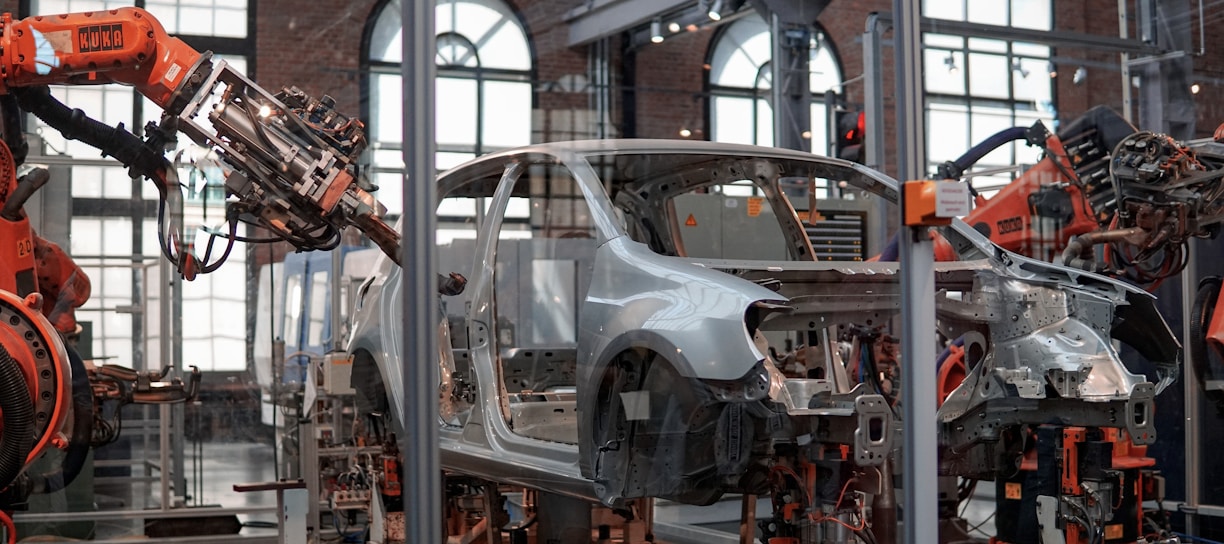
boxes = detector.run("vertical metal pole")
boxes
[160,403,171,509]
[1184,241,1201,536]
[862,17,885,170]
[893,2,938,544]
[863,15,891,250]
[402,1,441,543]
[158,245,173,510]
[1119,0,1133,123]
[171,266,186,505]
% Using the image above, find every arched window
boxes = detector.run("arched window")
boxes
[365,0,534,214]
[707,16,842,154]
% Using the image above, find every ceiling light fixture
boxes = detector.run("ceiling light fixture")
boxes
[1192,83,1202,94]
[667,21,681,33]
[650,17,664,43]
[707,0,724,21]
[944,53,958,74]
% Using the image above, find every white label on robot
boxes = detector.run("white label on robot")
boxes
[164,62,182,83]
[935,181,970,217]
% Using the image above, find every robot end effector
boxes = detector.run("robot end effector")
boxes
[171,62,404,269]
[0,7,403,276]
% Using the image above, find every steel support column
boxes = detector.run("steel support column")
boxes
[401,0,441,542]
[770,14,811,152]
[1184,240,1201,536]
[893,1,937,544]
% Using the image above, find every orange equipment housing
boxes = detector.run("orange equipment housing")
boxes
[0,8,205,109]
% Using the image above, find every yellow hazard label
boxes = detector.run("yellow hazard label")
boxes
[747,197,764,217]
[684,214,697,227]
[1005,482,1022,500]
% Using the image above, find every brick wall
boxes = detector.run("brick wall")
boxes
[255,0,379,117]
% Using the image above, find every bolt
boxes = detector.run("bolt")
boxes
[1011,315,1019,321]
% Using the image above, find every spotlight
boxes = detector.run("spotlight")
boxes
[667,21,681,33]
[708,0,724,21]
[1192,83,1201,94]
[944,53,958,74]
[650,18,664,43]
[1073,66,1087,85]
[679,127,693,138]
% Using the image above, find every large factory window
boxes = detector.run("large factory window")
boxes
[922,0,1055,190]
[707,15,841,154]
[365,0,534,215]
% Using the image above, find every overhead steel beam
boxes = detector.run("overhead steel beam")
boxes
[565,0,690,46]
[872,13,1163,55]
[748,0,831,24]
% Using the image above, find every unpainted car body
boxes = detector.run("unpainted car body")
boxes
[345,140,1178,506]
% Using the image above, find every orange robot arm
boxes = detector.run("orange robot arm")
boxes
[0,7,206,109]
[32,234,90,335]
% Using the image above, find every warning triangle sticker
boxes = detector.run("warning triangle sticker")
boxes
[685,214,697,226]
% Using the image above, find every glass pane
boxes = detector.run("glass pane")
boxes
[375,171,404,215]
[481,81,532,149]
[756,99,774,147]
[924,33,964,49]
[1011,0,1052,30]
[709,16,771,87]
[967,1,1008,25]
[968,38,1008,53]
[970,105,1019,167]
[927,104,969,165]
[925,49,965,95]
[307,270,329,347]
[712,96,755,144]
[810,102,830,156]
[438,152,476,171]
[923,0,965,20]
[437,78,478,147]
[372,73,404,144]
[441,0,531,70]
[968,52,1010,99]
[1013,57,1053,103]
[1013,42,1050,57]
[810,44,842,92]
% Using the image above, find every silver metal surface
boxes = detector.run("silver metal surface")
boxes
[401,0,441,542]
[893,1,938,544]
[346,140,1176,516]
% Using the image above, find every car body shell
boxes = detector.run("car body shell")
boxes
[345,139,1178,504]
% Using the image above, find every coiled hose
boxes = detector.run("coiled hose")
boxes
[0,344,35,492]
